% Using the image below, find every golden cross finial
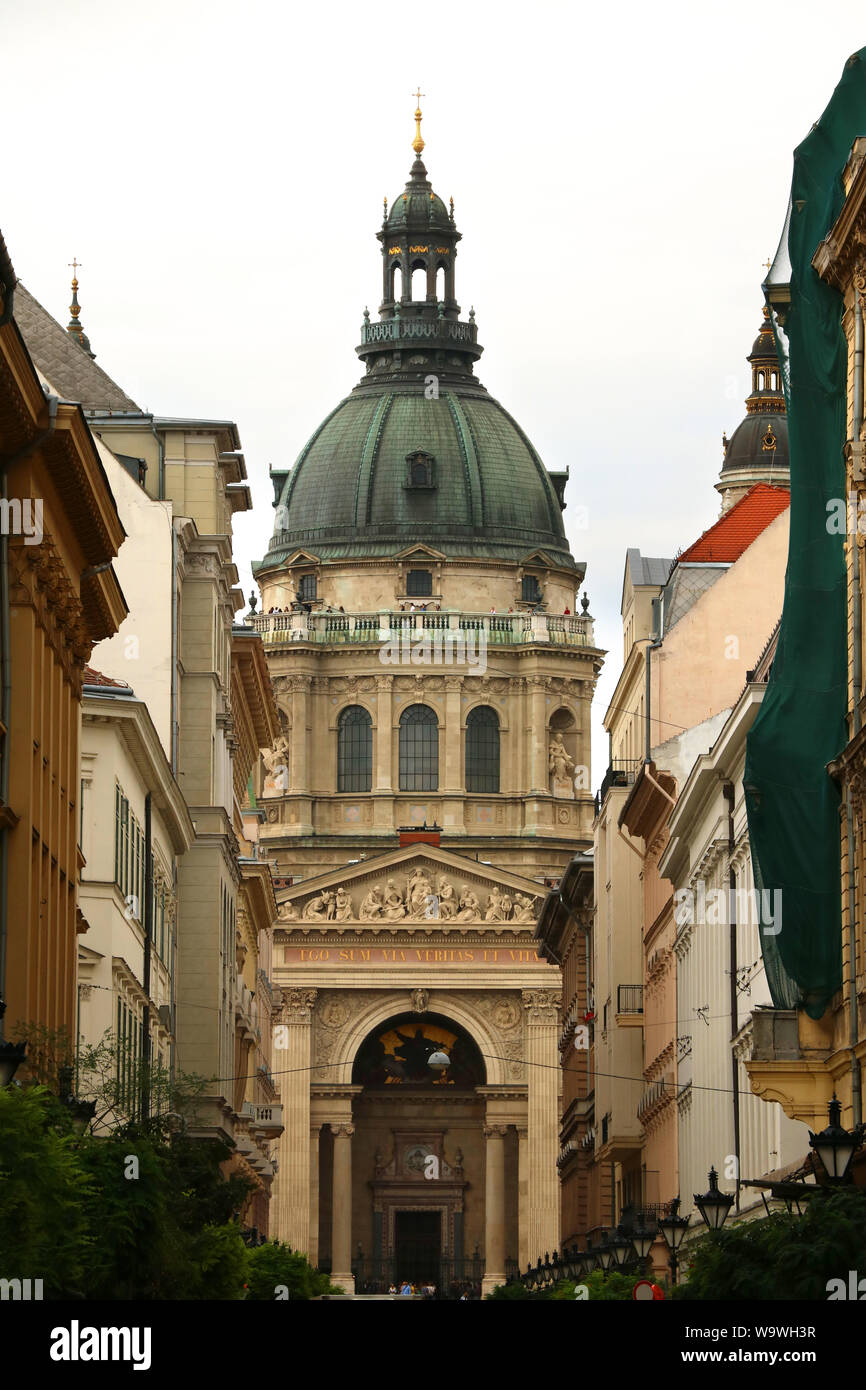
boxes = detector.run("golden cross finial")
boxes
[68,256,82,283]
[763,256,772,274]
[412,88,425,157]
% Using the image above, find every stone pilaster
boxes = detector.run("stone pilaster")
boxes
[516,1124,529,1273]
[481,1123,508,1296]
[309,1124,321,1267]
[271,987,317,1252]
[330,1123,355,1293]
[442,675,465,835]
[523,988,561,1262]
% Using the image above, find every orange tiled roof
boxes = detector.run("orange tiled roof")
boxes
[82,666,130,689]
[678,484,790,565]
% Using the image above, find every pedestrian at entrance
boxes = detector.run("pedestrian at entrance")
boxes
[400,1279,412,1296]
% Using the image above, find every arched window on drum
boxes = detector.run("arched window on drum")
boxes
[338,705,372,792]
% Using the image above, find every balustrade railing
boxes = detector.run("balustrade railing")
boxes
[248,609,592,649]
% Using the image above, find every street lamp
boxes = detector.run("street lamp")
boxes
[808,1096,865,1185]
[57,1064,96,1136]
[608,1226,633,1268]
[631,1215,658,1265]
[596,1232,614,1271]
[658,1197,690,1284]
[694,1167,735,1231]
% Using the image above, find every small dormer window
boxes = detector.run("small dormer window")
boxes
[404,450,436,489]
[522,575,542,603]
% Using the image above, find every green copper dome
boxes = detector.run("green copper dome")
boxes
[260,385,575,569]
[256,131,579,577]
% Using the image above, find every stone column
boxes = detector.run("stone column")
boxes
[330,1123,355,1293]
[375,675,393,791]
[523,989,561,1262]
[481,1124,508,1296]
[308,1125,321,1267]
[516,1124,530,1273]
[271,988,316,1252]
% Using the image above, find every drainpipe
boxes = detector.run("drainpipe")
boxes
[846,286,864,1127]
[723,781,741,1210]
[141,793,152,1120]
[170,523,178,774]
[0,392,58,1042]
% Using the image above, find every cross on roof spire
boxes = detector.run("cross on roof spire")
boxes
[411,89,425,157]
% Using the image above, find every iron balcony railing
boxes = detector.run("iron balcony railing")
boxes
[617,984,643,1016]
[595,759,642,812]
[359,316,478,347]
[248,609,594,649]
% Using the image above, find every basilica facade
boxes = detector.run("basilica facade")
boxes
[250,103,602,1293]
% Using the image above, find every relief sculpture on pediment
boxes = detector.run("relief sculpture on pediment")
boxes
[278,864,540,925]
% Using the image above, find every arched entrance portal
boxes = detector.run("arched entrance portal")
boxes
[317,1011,518,1297]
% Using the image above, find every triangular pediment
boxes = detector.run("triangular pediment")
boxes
[282,548,321,567]
[393,543,447,562]
[520,550,553,570]
[275,843,545,928]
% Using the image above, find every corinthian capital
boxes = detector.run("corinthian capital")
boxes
[483,1124,509,1139]
[521,988,561,1022]
[280,987,318,1021]
[330,1123,355,1139]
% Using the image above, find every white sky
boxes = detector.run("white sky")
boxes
[4,0,866,788]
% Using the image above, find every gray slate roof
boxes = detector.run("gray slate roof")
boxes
[626,548,673,587]
[14,284,140,412]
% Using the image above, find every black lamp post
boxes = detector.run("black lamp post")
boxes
[57,1064,96,1136]
[808,1096,865,1185]
[658,1197,690,1284]
[695,1167,735,1231]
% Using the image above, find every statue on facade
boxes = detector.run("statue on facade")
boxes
[485,886,506,921]
[406,866,434,917]
[548,733,576,799]
[333,887,354,921]
[437,877,457,919]
[513,893,538,922]
[383,879,407,919]
[455,884,480,920]
[359,885,385,920]
[307,891,335,921]
[278,900,298,922]
[261,735,290,796]
[410,987,429,1013]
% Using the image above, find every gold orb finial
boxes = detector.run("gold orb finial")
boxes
[412,87,425,157]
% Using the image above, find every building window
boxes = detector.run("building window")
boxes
[521,575,542,604]
[404,450,436,489]
[466,706,500,792]
[399,704,438,790]
[298,573,317,602]
[338,705,373,792]
[407,569,432,597]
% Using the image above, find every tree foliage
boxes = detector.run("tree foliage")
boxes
[244,1241,342,1300]
[674,1189,866,1300]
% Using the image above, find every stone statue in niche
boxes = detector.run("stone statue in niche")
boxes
[548,733,576,800]
[261,735,290,796]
